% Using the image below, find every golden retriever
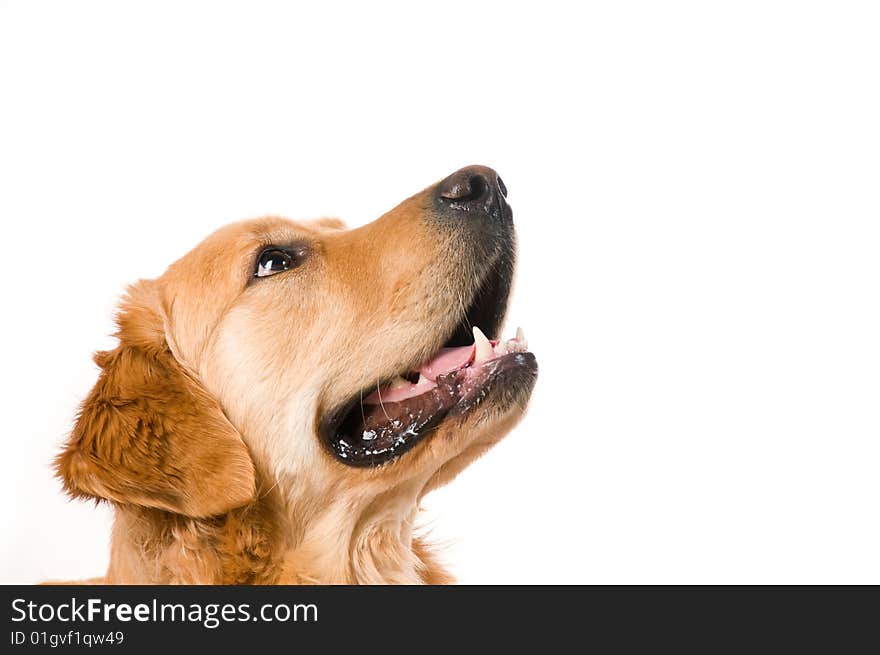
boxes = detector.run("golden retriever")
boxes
[53,166,537,584]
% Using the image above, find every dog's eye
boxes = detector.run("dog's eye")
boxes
[255,248,295,278]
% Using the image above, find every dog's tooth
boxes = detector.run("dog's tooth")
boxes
[416,373,431,386]
[387,376,410,390]
[494,340,510,356]
[473,326,494,363]
[516,326,528,349]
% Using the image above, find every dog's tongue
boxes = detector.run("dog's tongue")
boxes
[362,345,474,404]
[363,327,528,404]
[417,345,475,381]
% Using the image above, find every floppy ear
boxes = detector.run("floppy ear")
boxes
[55,283,256,518]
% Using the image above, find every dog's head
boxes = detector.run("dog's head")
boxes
[56,166,537,520]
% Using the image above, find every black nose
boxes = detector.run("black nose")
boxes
[435,165,509,221]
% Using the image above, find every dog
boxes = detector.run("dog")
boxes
[53,165,537,584]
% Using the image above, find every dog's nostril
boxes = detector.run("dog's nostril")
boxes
[435,165,509,220]
[439,171,486,202]
[461,173,486,202]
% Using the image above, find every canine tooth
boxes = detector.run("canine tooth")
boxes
[516,326,528,349]
[494,340,509,356]
[417,373,431,386]
[473,326,494,363]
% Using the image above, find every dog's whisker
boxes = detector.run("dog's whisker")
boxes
[375,381,391,421]
[457,292,472,331]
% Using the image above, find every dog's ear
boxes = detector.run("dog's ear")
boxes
[55,282,256,518]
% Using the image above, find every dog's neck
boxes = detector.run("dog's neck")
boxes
[107,478,450,585]
[277,475,430,585]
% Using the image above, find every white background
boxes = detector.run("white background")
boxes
[1,1,878,584]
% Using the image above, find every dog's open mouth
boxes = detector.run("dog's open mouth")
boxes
[323,326,535,467]
[320,229,538,467]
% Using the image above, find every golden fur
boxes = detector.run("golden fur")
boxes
[53,176,534,584]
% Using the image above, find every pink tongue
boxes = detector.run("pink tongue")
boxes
[363,344,475,404]
[417,345,475,381]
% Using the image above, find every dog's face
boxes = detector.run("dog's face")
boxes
[57,166,537,521]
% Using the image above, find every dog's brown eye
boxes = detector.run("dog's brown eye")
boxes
[255,248,294,278]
